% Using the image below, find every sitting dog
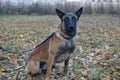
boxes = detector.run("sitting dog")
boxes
[25,7,83,80]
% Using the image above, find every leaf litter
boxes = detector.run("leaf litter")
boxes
[0,15,120,80]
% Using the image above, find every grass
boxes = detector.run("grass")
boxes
[0,14,120,80]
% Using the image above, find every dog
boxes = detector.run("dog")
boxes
[25,7,83,80]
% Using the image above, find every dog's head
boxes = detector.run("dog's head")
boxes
[56,7,83,38]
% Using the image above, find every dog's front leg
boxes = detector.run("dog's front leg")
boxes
[63,57,70,74]
[45,53,55,80]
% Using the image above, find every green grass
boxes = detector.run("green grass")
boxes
[0,15,120,80]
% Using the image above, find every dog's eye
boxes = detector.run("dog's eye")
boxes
[64,17,69,22]
[72,16,76,21]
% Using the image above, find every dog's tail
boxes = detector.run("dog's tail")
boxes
[0,46,34,54]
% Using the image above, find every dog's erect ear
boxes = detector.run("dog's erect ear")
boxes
[75,7,83,20]
[56,9,65,19]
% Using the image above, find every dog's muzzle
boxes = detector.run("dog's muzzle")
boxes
[66,26,76,37]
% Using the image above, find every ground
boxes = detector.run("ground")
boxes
[0,15,120,80]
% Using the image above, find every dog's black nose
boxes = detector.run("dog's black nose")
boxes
[69,26,74,31]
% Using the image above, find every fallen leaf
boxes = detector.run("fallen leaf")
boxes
[104,53,111,60]
[105,75,110,80]
[0,67,7,72]
[115,66,120,70]
[10,54,17,60]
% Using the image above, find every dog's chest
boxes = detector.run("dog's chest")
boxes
[54,39,75,63]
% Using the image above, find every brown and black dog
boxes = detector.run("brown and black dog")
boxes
[25,7,83,80]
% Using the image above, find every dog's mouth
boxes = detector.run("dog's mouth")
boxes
[66,30,76,37]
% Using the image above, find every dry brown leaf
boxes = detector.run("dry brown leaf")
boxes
[0,67,7,72]
[10,54,17,60]
[105,75,110,80]
[115,66,120,70]
[104,53,111,60]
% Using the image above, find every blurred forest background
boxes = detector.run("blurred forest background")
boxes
[0,0,120,15]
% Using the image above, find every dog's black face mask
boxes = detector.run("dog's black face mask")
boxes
[56,7,83,38]
[63,13,77,37]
